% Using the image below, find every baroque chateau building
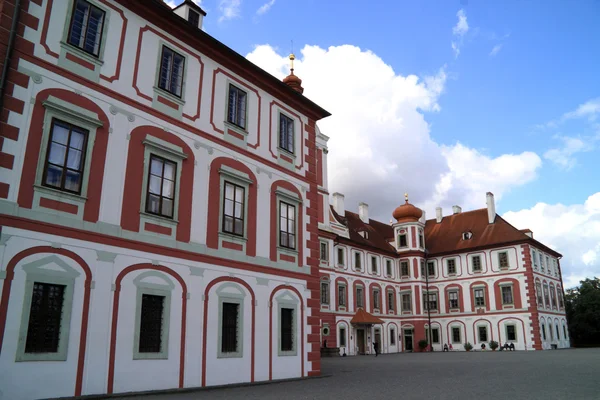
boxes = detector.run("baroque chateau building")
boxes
[0,0,568,399]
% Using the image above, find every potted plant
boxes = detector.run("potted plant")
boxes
[418,339,428,352]
[489,340,499,351]
[464,342,473,352]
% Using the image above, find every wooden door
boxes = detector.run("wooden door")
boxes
[404,328,413,351]
[357,329,365,354]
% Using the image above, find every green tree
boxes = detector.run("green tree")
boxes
[565,277,600,347]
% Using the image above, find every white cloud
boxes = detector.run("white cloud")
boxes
[451,9,469,58]
[543,135,593,170]
[256,0,275,15]
[246,44,543,224]
[219,0,241,22]
[489,44,503,57]
[503,192,600,288]
[563,98,600,122]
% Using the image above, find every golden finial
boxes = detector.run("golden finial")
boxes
[289,53,296,74]
[404,193,409,203]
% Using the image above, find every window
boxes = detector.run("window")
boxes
[68,0,105,57]
[532,249,538,269]
[24,282,66,354]
[390,328,396,345]
[563,325,567,339]
[478,326,488,342]
[386,260,392,277]
[354,253,361,270]
[356,287,364,308]
[427,261,435,276]
[447,259,456,275]
[555,324,560,340]
[320,242,328,262]
[536,282,544,306]
[546,256,551,274]
[501,286,513,305]
[539,253,544,272]
[43,119,89,194]
[158,46,185,97]
[337,248,345,266]
[146,155,177,218]
[400,261,409,277]
[543,284,550,307]
[549,323,553,341]
[227,84,247,129]
[338,285,346,307]
[221,302,239,353]
[138,294,166,353]
[553,259,558,276]
[474,288,485,307]
[541,324,547,340]
[339,327,346,347]
[463,231,473,240]
[550,287,557,308]
[188,9,200,26]
[448,291,459,309]
[280,308,294,352]
[373,289,380,310]
[371,256,377,273]
[387,291,394,311]
[279,114,294,154]
[398,233,407,248]
[418,230,424,248]
[498,252,509,269]
[431,327,440,344]
[472,255,482,272]
[420,260,425,278]
[423,292,438,312]
[279,201,296,249]
[223,181,245,236]
[452,327,461,343]
[401,293,411,312]
[320,281,329,305]
[506,324,517,341]
[558,290,564,309]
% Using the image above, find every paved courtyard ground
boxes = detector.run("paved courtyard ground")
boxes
[129,349,600,400]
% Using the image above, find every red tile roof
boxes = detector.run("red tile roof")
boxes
[326,206,561,258]
[350,308,385,325]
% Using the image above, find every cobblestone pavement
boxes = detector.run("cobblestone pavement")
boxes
[127,349,600,400]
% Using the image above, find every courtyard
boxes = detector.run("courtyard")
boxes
[128,349,600,400]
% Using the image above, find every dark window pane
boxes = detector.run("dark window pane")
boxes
[68,0,105,57]
[139,294,165,353]
[159,47,185,97]
[227,85,247,129]
[146,155,177,218]
[25,282,65,354]
[222,302,239,353]
[507,325,516,341]
[222,182,245,236]
[281,308,294,351]
[188,9,200,26]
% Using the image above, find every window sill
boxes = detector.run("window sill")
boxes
[140,211,179,225]
[277,147,297,159]
[133,353,169,360]
[401,275,410,279]
[60,41,104,67]
[338,306,346,311]
[34,184,87,204]
[219,231,247,245]
[277,246,298,257]
[224,121,249,137]
[217,353,243,359]
[278,350,298,357]
[499,266,510,271]
[473,270,482,274]
[153,86,186,107]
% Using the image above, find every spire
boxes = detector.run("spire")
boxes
[404,193,409,203]
[283,53,304,94]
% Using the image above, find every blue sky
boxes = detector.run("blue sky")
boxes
[169,0,600,287]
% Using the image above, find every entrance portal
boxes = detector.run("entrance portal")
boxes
[357,329,365,354]
[374,329,381,354]
[404,328,414,351]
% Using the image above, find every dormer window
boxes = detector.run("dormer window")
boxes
[463,231,473,240]
[188,9,200,26]
[398,233,407,248]
[358,230,369,239]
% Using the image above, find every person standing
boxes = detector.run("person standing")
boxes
[373,341,379,357]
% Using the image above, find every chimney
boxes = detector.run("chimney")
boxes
[452,205,462,214]
[521,229,533,238]
[436,207,443,223]
[172,0,206,30]
[332,193,345,216]
[486,192,496,223]
[359,202,369,224]
[420,210,427,224]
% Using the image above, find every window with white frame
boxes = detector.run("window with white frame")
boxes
[562,324,567,340]
[474,288,485,307]
[387,290,394,311]
[472,255,482,272]
[223,181,245,236]
[338,285,346,307]
[280,307,295,353]
[158,46,185,97]
[339,327,347,347]
[550,286,557,308]
[216,283,246,359]
[549,323,553,341]
[371,256,378,274]
[498,251,509,269]
[427,261,435,277]
[543,284,550,307]
[546,256,551,275]
[501,285,514,305]
[423,292,438,312]
[447,258,456,275]
[227,84,247,129]
[398,233,408,248]
[555,324,560,340]
[478,326,488,342]
[279,114,294,154]
[356,286,364,308]
[400,261,409,277]
[386,260,392,277]
[542,324,547,340]
[146,155,177,218]
[420,260,425,278]
[401,293,411,312]
[320,242,328,262]
[448,291,459,309]
[536,282,544,307]
[390,328,396,345]
[68,0,105,57]
[558,289,564,309]
[354,252,361,270]
[451,327,461,343]
[553,259,558,276]
[221,302,240,354]
[337,248,345,266]
[279,201,296,249]
[320,280,329,305]
[506,324,517,341]
[373,289,381,310]
[532,249,538,269]
[539,252,544,272]
[418,229,424,249]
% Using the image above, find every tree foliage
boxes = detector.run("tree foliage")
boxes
[565,277,600,347]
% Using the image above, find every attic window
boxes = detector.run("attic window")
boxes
[359,230,369,239]
[463,231,473,240]
[188,9,200,26]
